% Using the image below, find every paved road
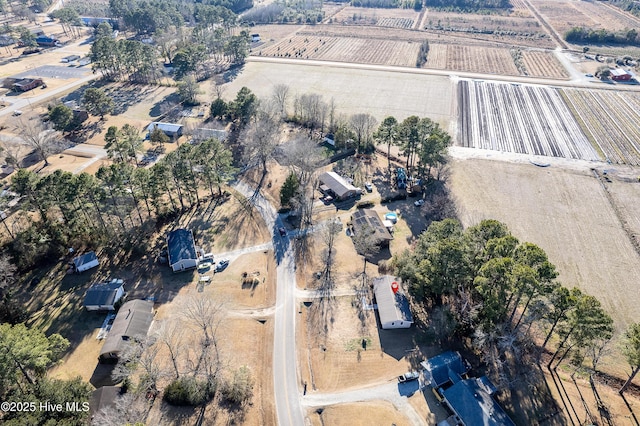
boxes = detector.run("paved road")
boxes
[233,181,304,426]
[12,65,91,80]
[247,56,640,92]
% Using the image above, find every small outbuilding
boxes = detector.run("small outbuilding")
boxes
[98,299,154,363]
[351,209,393,247]
[372,276,412,329]
[147,122,183,139]
[73,251,99,273]
[84,279,125,311]
[251,33,261,42]
[610,68,633,81]
[319,171,358,200]
[167,229,198,272]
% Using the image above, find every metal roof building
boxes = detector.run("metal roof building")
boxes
[99,299,154,363]
[147,122,183,138]
[318,171,358,200]
[372,276,412,329]
[84,279,125,311]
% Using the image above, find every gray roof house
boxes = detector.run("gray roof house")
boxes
[147,122,183,138]
[372,276,412,329]
[89,386,121,419]
[167,229,198,272]
[98,299,154,363]
[83,279,125,311]
[318,171,358,200]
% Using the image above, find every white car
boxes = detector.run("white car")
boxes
[414,199,425,207]
[364,182,373,192]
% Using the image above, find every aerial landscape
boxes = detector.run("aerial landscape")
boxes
[0,0,639,424]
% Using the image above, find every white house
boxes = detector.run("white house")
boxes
[373,276,413,329]
[83,279,125,311]
[73,251,99,273]
[167,229,198,272]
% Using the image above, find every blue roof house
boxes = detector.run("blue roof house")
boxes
[442,377,516,426]
[421,351,470,388]
[167,229,197,272]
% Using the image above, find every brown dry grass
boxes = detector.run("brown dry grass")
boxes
[307,400,413,426]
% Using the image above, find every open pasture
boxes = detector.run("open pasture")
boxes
[423,11,543,37]
[520,50,569,79]
[257,35,419,66]
[426,44,519,75]
[457,80,600,160]
[561,88,640,165]
[533,0,640,35]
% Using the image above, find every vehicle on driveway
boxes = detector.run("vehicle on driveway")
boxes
[398,371,420,383]
[364,182,373,192]
[279,227,287,237]
[214,259,229,272]
[414,199,425,207]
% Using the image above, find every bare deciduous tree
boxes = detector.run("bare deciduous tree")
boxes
[352,223,380,280]
[155,319,183,379]
[320,219,342,288]
[18,119,64,167]
[240,114,280,179]
[92,391,149,426]
[271,83,290,119]
[349,113,378,153]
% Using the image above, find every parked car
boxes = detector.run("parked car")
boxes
[214,259,229,272]
[414,199,425,207]
[398,371,420,383]
[323,195,334,204]
[364,182,373,192]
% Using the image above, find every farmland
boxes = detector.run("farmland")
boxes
[257,35,419,67]
[533,0,640,35]
[561,88,640,165]
[457,80,600,160]
[519,50,569,79]
[426,44,519,75]
[330,6,420,28]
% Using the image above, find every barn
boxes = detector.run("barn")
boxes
[73,251,99,273]
[83,279,125,311]
[611,68,633,81]
[147,122,183,139]
[372,276,412,329]
[98,299,154,363]
[318,171,358,200]
[167,229,198,272]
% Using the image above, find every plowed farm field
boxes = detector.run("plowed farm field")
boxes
[561,88,640,165]
[256,35,418,66]
[331,6,419,28]
[533,0,640,34]
[426,44,519,75]
[457,80,600,160]
[520,50,569,79]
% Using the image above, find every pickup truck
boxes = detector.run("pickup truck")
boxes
[398,371,420,383]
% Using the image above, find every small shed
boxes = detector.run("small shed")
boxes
[372,276,412,329]
[167,229,198,272]
[318,171,358,200]
[147,122,183,139]
[84,279,125,311]
[73,251,99,273]
[98,299,154,363]
[351,209,393,247]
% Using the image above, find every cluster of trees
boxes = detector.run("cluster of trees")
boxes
[0,323,91,425]
[610,0,640,19]
[425,0,511,12]
[416,40,429,67]
[48,87,114,131]
[373,115,451,182]
[352,0,421,10]
[8,134,235,270]
[243,0,324,24]
[395,218,640,393]
[49,7,84,39]
[565,27,640,47]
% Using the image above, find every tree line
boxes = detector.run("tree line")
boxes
[565,26,640,47]
[394,218,640,395]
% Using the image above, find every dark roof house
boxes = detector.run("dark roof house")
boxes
[13,78,44,92]
[84,279,125,311]
[351,209,393,246]
[99,299,154,363]
[421,351,470,388]
[442,377,516,426]
[167,229,198,272]
[372,276,412,329]
[89,386,121,418]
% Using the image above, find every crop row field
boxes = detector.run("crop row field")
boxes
[426,44,520,75]
[457,80,600,161]
[377,17,414,29]
[423,11,543,36]
[331,6,419,26]
[520,50,569,79]
[561,88,640,165]
[256,35,418,66]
